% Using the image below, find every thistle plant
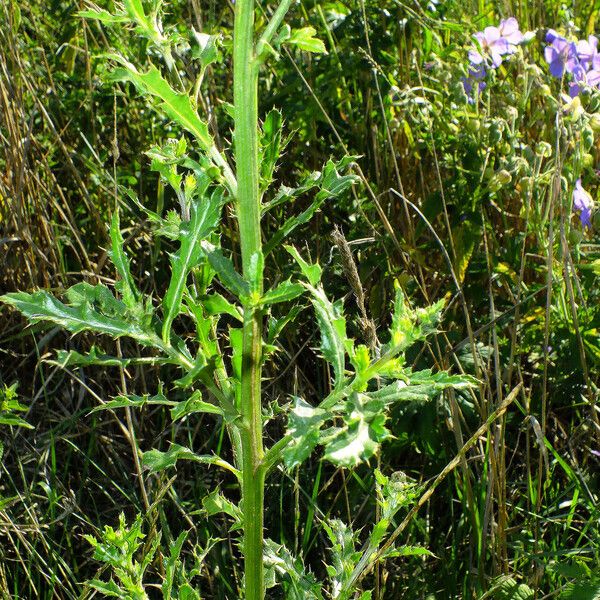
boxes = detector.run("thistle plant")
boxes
[0,1,474,597]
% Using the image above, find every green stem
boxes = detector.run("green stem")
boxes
[233,0,265,598]
[256,0,294,60]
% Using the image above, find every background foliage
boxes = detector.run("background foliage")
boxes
[0,0,599,598]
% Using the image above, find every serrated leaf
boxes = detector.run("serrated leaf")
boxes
[323,519,361,598]
[263,539,324,599]
[54,347,170,368]
[309,286,348,390]
[191,30,221,69]
[260,109,283,192]
[142,444,237,478]
[109,210,140,310]
[200,293,243,321]
[86,579,126,598]
[162,531,187,600]
[381,545,433,559]
[88,392,175,415]
[78,9,129,24]
[200,242,249,298]
[283,398,328,469]
[110,60,213,150]
[285,246,322,286]
[261,280,305,306]
[170,390,223,420]
[264,158,358,254]
[1,288,159,347]
[162,190,225,343]
[202,489,243,531]
[288,26,327,54]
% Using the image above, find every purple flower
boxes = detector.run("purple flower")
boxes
[587,68,600,86]
[568,64,588,97]
[576,35,599,70]
[469,27,510,67]
[573,179,593,229]
[499,18,524,48]
[462,63,487,101]
[545,35,580,78]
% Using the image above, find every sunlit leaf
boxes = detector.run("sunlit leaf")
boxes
[109,60,213,150]
[287,27,327,54]
[162,189,225,343]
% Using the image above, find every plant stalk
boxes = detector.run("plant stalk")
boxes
[233,0,265,598]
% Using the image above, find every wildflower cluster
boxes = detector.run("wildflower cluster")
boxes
[463,18,526,99]
[543,31,598,228]
[544,30,600,97]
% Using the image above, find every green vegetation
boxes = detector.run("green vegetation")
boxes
[0,1,598,598]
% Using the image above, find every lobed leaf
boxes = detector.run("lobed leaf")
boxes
[110,60,213,150]
[287,27,327,54]
[1,287,159,348]
[162,189,225,343]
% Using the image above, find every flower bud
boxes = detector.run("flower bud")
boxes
[489,169,512,191]
[583,153,594,167]
[582,125,594,151]
[536,141,552,158]
[538,84,552,97]
[505,106,519,122]
[589,114,600,132]
[466,118,481,133]
[519,176,532,193]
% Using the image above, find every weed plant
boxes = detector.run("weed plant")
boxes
[0,1,599,599]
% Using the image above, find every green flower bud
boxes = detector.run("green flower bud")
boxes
[582,125,594,151]
[489,169,512,191]
[535,141,552,158]
[519,176,532,193]
[583,153,594,167]
[589,113,600,132]
[466,118,481,133]
[538,84,552,97]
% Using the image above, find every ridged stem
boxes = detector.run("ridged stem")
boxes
[233,0,265,598]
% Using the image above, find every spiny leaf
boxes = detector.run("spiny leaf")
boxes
[142,443,238,478]
[321,393,389,467]
[0,288,159,347]
[170,390,224,420]
[88,392,175,415]
[263,158,358,254]
[261,280,305,306]
[263,539,324,599]
[109,60,213,150]
[200,242,249,299]
[109,210,139,310]
[308,286,348,390]
[260,109,284,192]
[200,293,243,321]
[283,398,328,469]
[162,190,225,343]
[285,245,322,286]
[78,8,129,24]
[54,347,170,368]
[202,490,243,531]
